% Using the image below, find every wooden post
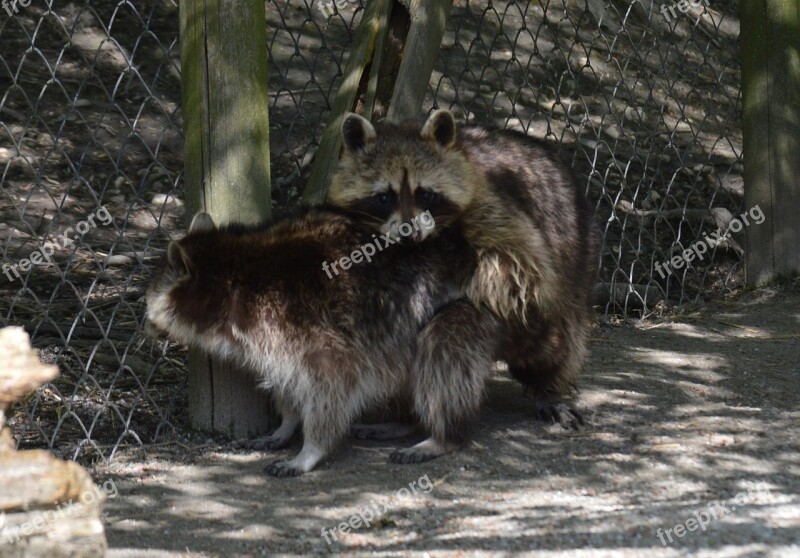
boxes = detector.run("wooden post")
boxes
[180,0,273,437]
[303,0,394,205]
[741,0,800,286]
[386,0,452,122]
[302,0,453,203]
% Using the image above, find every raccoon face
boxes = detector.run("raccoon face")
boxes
[328,110,478,242]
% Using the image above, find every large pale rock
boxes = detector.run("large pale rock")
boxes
[0,326,108,557]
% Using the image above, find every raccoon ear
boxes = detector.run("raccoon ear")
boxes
[189,212,216,233]
[421,109,457,150]
[341,113,376,155]
[167,241,193,276]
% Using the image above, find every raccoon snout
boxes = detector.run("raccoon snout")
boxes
[398,226,424,244]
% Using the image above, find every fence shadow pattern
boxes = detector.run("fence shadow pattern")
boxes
[0,0,742,461]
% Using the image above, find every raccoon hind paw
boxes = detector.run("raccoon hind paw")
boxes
[389,437,458,464]
[265,459,306,477]
[534,398,586,430]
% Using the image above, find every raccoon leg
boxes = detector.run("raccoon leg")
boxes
[266,410,343,478]
[243,410,300,451]
[241,397,300,451]
[266,439,328,478]
[350,423,417,440]
[266,362,356,477]
[391,301,500,464]
[504,313,589,430]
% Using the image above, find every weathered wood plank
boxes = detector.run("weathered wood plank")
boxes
[0,451,95,510]
[0,327,107,557]
[0,327,58,423]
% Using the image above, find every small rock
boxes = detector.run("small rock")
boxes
[624,106,642,121]
[151,193,184,207]
[603,125,621,139]
[505,117,526,133]
[105,255,133,266]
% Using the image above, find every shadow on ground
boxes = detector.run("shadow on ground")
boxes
[97,283,800,557]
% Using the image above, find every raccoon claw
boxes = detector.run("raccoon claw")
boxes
[265,460,305,477]
[535,400,585,430]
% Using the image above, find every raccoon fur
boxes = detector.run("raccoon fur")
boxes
[145,207,500,476]
[327,110,599,426]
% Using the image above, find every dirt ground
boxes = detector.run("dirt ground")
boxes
[97,283,800,557]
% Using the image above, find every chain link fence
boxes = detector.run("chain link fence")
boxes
[0,0,743,462]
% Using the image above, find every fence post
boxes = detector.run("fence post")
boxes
[741,0,800,285]
[386,0,452,122]
[180,0,273,437]
[303,0,394,205]
[302,0,452,203]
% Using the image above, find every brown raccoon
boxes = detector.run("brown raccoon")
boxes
[327,110,599,426]
[145,207,500,476]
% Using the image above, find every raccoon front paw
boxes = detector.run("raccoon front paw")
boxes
[265,460,305,477]
[535,399,585,430]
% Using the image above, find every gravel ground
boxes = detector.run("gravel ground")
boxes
[96,283,800,557]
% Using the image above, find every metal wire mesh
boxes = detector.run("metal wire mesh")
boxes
[0,0,743,461]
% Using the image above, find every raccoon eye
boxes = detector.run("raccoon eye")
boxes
[375,192,391,206]
[419,190,438,204]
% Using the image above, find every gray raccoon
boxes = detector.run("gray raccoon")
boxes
[145,207,500,476]
[327,111,599,426]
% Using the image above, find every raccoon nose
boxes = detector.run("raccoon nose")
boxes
[398,226,424,244]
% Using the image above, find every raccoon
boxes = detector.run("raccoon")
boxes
[327,110,599,426]
[145,207,500,476]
